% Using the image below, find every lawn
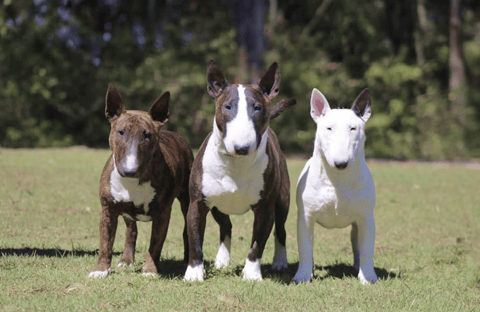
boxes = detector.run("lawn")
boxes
[0,147,479,311]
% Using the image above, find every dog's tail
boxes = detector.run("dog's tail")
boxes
[270,98,297,120]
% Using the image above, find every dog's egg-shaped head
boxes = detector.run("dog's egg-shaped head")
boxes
[311,88,371,171]
[207,61,285,156]
[105,84,170,177]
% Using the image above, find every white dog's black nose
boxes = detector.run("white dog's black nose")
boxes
[234,145,250,155]
[334,161,348,170]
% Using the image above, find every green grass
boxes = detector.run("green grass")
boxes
[1,147,479,311]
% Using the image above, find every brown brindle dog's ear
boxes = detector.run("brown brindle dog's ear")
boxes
[270,98,297,120]
[207,60,228,99]
[258,62,280,100]
[149,91,170,123]
[105,84,126,122]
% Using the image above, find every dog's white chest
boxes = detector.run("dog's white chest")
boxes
[110,163,156,221]
[299,159,374,229]
[201,137,268,215]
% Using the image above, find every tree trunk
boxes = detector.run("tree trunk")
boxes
[414,0,428,65]
[449,0,467,126]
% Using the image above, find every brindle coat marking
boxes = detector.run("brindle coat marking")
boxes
[184,61,296,281]
[89,84,194,278]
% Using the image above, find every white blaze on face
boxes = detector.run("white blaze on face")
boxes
[223,85,258,155]
[124,143,138,172]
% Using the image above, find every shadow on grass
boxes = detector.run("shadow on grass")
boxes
[231,262,397,285]
[316,263,397,281]
[0,247,120,257]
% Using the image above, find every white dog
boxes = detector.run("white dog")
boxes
[292,88,378,285]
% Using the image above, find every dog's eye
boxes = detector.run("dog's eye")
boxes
[225,104,232,110]
[327,127,332,131]
[351,127,357,131]
[253,105,262,111]
[118,130,124,136]
[144,131,151,140]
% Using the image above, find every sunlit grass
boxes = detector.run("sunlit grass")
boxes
[1,148,479,311]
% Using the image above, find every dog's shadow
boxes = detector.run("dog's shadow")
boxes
[0,247,118,257]
[1,248,397,283]
[232,262,397,285]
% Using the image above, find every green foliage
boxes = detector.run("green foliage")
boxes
[1,1,480,159]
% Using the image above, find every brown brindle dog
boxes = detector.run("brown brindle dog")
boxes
[89,84,194,278]
[184,61,296,281]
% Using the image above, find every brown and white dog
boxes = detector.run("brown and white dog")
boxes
[184,61,296,281]
[89,84,194,278]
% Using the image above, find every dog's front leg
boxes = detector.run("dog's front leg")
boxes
[142,203,173,276]
[118,216,137,267]
[89,205,119,278]
[184,200,209,281]
[211,207,232,269]
[242,203,275,281]
[356,214,378,284]
[292,204,316,283]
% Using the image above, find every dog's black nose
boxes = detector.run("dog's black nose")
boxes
[122,168,137,177]
[334,161,348,170]
[234,145,250,156]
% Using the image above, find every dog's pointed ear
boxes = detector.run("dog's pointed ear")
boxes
[351,88,371,122]
[149,91,170,123]
[207,60,228,99]
[258,62,280,100]
[105,84,126,122]
[310,88,330,122]
[270,98,297,120]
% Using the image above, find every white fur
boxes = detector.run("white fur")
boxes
[202,127,269,215]
[293,89,377,284]
[89,269,110,279]
[242,258,262,281]
[142,272,157,277]
[110,157,155,222]
[124,145,138,172]
[271,236,288,271]
[223,85,258,155]
[215,236,231,269]
[184,263,205,281]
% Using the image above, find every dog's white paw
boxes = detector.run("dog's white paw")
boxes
[117,261,133,267]
[184,263,204,281]
[215,239,231,269]
[242,259,262,281]
[142,272,158,277]
[88,269,110,279]
[292,269,313,284]
[358,268,378,285]
[271,244,288,271]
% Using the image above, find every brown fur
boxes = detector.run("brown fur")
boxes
[91,84,193,277]
[186,61,295,278]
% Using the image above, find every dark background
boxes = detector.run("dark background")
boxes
[1,0,479,160]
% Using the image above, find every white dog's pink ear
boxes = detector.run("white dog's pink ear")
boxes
[310,88,330,122]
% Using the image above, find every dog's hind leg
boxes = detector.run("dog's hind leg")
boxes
[211,207,232,269]
[178,191,190,264]
[118,216,137,267]
[350,222,360,271]
[271,196,289,271]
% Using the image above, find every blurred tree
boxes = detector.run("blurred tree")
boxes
[448,0,467,126]
[0,0,479,160]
